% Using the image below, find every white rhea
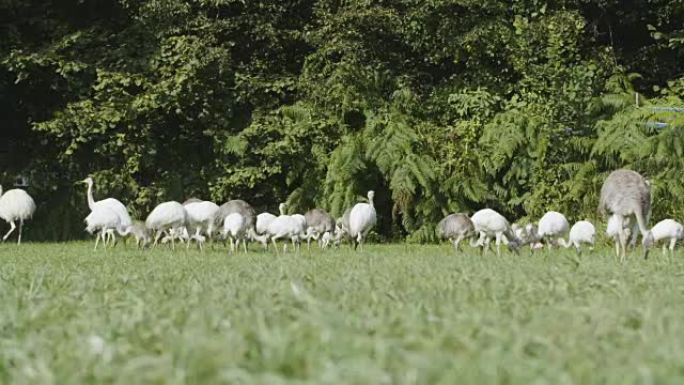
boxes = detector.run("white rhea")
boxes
[561,220,596,254]
[266,203,305,254]
[85,206,121,251]
[470,208,520,256]
[349,190,377,251]
[120,221,151,249]
[223,213,249,253]
[606,214,632,258]
[0,185,36,244]
[81,177,132,245]
[184,200,220,250]
[145,201,187,250]
[537,211,570,249]
[251,212,277,249]
[650,219,684,255]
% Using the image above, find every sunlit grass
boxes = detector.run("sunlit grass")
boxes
[1,242,683,384]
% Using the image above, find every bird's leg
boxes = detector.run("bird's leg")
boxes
[94,231,101,251]
[495,233,502,257]
[618,229,628,263]
[17,219,23,245]
[453,234,464,252]
[242,238,248,253]
[153,230,163,248]
[669,238,676,254]
[2,220,16,242]
[272,238,280,256]
[17,219,24,245]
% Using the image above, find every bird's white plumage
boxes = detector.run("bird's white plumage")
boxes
[471,209,511,235]
[0,186,36,244]
[606,214,630,239]
[562,220,596,252]
[349,191,377,250]
[266,204,306,253]
[85,207,121,235]
[650,219,683,254]
[184,201,220,237]
[537,211,569,238]
[568,221,595,244]
[223,213,248,253]
[83,177,131,232]
[470,208,519,255]
[292,214,307,230]
[650,219,683,242]
[256,212,276,234]
[146,201,187,249]
[0,188,36,223]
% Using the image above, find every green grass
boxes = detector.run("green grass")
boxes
[1,242,684,384]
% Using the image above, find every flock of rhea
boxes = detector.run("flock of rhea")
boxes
[0,169,682,260]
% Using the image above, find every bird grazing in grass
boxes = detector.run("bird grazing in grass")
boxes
[650,219,683,256]
[85,206,121,251]
[145,201,187,250]
[349,191,377,251]
[222,213,249,253]
[0,185,36,244]
[561,220,596,255]
[266,203,306,254]
[184,200,220,250]
[537,211,570,249]
[470,208,520,256]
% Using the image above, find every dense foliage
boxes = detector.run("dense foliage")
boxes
[2,0,684,240]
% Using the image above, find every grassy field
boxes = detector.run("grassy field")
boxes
[1,242,683,385]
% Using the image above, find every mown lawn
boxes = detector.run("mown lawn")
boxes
[0,242,683,384]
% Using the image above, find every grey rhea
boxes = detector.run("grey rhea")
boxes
[304,208,336,249]
[436,213,475,251]
[598,169,654,261]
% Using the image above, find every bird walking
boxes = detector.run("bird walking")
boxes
[145,201,187,250]
[0,185,36,244]
[349,191,377,251]
[85,206,121,251]
[437,213,475,252]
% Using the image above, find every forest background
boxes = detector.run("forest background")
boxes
[1,0,683,241]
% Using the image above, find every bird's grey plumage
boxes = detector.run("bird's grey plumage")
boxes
[437,213,474,251]
[304,208,336,248]
[599,169,654,260]
[305,208,335,234]
[217,200,256,229]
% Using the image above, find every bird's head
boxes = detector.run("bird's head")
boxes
[367,190,375,202]
[642,230,654,259]
[80,177,94,186]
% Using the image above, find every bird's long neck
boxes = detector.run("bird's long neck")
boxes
[86,181,95,210]
[279,204,286,215]
[368,194,374,207]
[0,185,3,197]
